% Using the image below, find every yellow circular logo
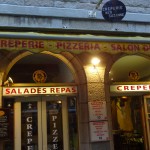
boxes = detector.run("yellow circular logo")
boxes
[0,111,5,116]
[128,71,139,81]
[33,70,47,83]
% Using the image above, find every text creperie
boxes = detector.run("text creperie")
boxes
[117,85,150,91]
[0,39,44,49]
[3,86,77,96]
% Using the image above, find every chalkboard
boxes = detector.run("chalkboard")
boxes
[0,108,10,140]
[102,0,126,22]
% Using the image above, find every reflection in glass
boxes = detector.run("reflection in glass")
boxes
[68,97,78,150]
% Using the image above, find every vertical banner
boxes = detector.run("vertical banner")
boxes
[48,102,63,150]
[0,108,10,140]
[21,102,38,150]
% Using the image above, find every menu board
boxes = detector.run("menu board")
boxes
[88,101,107,121]
[0,108,10,140]
[89,121,109,142]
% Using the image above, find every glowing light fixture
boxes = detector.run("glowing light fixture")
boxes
[4,77,13,86]
[122,96,127,99]
[91,57,100,66]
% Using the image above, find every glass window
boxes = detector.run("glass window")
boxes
[2,98,14,150]
[68,96,78,150]
[111,96,144,150]
[7,53,74,83]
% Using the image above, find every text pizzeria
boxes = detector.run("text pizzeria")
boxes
[56,41,101,50]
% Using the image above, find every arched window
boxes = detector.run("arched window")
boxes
[7,53,74,83]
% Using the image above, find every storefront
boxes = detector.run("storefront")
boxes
[2,95,78,150]
[1,50,79,150]
[0,33,150,150]
[110,64,150,149]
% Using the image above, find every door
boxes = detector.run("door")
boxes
[14,96,69,150]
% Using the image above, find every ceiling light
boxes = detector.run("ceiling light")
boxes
[91,57,100,66]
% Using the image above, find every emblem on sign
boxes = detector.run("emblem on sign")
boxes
[33,70,47,83]
[128,71,139,81]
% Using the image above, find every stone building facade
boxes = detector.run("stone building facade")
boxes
[0,0,150,150]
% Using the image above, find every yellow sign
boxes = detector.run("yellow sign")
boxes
[0,38,150,54]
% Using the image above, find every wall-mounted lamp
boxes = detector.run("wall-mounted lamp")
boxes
[91,57,100,67]
[3,77,13,86]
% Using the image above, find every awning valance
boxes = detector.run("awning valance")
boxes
[0,32,150,54]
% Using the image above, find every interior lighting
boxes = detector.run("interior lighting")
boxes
[122,96,127,99]
[91,57,100,66]
[121,96,128,102]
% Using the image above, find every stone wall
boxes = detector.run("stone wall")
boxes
[0,0,149,13]
[0,0,149,34]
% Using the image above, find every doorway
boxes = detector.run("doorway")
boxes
[111,96,145,150]
[3,96,78,150]
[15,96,68,150]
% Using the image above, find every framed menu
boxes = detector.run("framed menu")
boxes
[89,121,109,142]
[88,101,107,121]
[0,108,10,140]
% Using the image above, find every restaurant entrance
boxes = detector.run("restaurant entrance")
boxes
[111,95,146,150]
[3,96,78,150]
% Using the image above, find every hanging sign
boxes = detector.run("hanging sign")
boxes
[89,121,109,142]
[102,0,126,22]
[88,101,107,121]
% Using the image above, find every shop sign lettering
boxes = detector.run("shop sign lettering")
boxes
[102,0,126,22]
[110,84,150,92]
[49,105,62,150]
[51,115,59,150]
[3,86,77,96]
[26,116,33,150]
[56,41,100,51]
[0,38,150,54]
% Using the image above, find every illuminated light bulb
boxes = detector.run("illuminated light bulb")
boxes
[91,57,100,66]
